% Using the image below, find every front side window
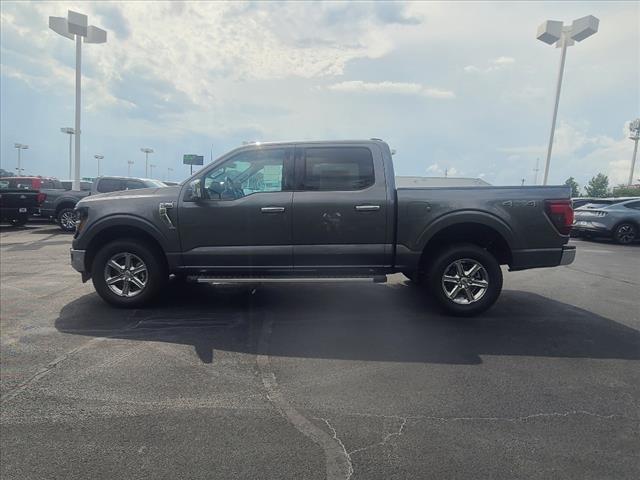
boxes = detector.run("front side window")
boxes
[302,147,374,191]
[202,148,286,200]
[624,201,640,210]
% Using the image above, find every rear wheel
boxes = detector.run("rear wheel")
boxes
[92,239,168,308]
[428,243,502,316]
[613,223,637,244]
[57,208,77,232]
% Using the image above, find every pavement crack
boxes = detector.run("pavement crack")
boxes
[256,318,352,480]
[348,416,408,458]
[1,317,143,405]
[315,417,354,479]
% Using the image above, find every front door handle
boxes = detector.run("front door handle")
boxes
[355,205,380,212]
[261,206,285,213]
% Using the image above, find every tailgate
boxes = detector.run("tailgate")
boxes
[0,190,39,209]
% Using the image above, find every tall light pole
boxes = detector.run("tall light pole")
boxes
[127,160,134,177]
[94,154,104,176]
[14,143,28,175]
[140,148,153,177]
[537,15,599,185]
[49,10,107,191]
[628,119,640,186]
[167,167,174,181]
[60,127,75,179]
[149,164,157,178]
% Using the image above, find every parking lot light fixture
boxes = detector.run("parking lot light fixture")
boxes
[94,154,104,176]
[140,148,154,177]
[14,143,29,175]
[628,119,640,186]
[537,15,599,185]
[127,160,134,177]
[167,167,174,181]
[49,10,107,191]
[60,128,75,179]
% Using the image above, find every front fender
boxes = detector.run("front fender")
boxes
[75,213,171,252]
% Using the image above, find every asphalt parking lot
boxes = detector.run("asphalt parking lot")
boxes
[1,223,638,480]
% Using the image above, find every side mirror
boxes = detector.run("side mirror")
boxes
[188,178,202,201]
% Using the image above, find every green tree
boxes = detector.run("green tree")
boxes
[564,177,580,197]
[611,185,640,197]
[584,173,610,198]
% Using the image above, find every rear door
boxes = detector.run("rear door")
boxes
[292,144,390,269]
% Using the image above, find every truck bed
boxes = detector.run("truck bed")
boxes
[395,185,571,270]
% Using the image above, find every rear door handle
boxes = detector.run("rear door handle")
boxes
[261,206,285,213]
[355,205,380,212]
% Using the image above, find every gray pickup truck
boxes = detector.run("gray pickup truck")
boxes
[70,140,575,316]
[42,176,166,231]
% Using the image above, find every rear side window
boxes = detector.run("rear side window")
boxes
[7,179,35,189]
[125,180,145,190]
[302,147,374,191]
[97,179,124,193]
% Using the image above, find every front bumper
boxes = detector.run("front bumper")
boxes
[559,245,576,266]
[70,248,86,273]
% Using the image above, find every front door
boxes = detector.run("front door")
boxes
[292,144,391,270]
[179,146,294,271]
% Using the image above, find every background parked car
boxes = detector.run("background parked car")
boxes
[61,180,93,191]
[573,198,640,244]
[571,197,638,209]
[0,180,39,226]
[41,176,168,231]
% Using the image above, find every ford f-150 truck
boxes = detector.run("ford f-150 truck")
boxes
[70,140,575,316]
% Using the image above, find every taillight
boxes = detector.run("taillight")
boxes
[545,199,574,235]
[36,192,46,205]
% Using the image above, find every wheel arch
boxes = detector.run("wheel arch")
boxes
[83,216,169,274]
[417,214,514,272]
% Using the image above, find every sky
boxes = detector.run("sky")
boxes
[0,1,638,189]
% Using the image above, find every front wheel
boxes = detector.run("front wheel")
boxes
[57,208,77,232]
[92,239,168,308]
[428,243,503,317]
[613,223,637,244]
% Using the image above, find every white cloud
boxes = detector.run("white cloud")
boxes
[499,121,636,186]
[326,81,455,99]
[464,56,516,74]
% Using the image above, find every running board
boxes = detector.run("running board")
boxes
[191,275,387,284]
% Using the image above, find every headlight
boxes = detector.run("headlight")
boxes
[74,206,89,237]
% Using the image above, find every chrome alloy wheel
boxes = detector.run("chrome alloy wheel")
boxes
[103,252,148,298]
[441,258,489,305]
[615,224,636,244]
[60,210,77,231]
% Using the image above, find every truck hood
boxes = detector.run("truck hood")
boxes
[78,186,179,206]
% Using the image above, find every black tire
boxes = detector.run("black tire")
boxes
[613,223,637,245]
[91,239,168,308]
[10,215,28,227]
[57,208,77,232]
[402,271,424,285]
[427,243,503,317]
